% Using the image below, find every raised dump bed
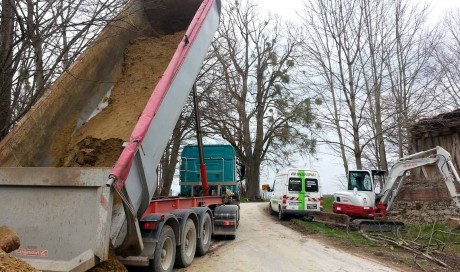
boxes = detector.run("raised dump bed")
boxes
[0,0,221,270]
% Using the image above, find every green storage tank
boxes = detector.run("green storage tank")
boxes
[180,144,238,196]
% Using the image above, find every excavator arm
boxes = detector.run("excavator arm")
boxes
[376,146,460,216]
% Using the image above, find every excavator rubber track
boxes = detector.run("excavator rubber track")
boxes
[312,211,405,232]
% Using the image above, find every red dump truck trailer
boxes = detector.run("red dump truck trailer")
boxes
[0,0,239,271]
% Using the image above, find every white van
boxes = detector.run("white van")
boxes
[268,168,322,220]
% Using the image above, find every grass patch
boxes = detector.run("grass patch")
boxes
[292,216,460,255]
[390,223,460,254]
[322,195,333,213]
[291,218,377,247]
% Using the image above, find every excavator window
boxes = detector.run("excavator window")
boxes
[348,171,373,191]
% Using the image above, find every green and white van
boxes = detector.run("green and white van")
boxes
[268,168,322,220]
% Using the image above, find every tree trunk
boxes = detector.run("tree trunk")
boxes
[329,68,349,175]
[245,159,260,200]
[0,0,15,138]
[27,0,45,99]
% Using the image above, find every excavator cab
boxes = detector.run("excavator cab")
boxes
[348,170,386,191]
[348,171,373,191]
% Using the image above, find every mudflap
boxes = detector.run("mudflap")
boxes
[351,219,405,232]
[213,205,239,236]
[311,211,350,228]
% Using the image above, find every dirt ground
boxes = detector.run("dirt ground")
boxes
[267,206,460,272]
[179,203,399,272]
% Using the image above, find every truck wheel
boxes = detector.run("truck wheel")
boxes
[278,206,287,221]
[175,218,197,268]
[269,203,277,215]
[152,225,176,272]
[196,213,212,256]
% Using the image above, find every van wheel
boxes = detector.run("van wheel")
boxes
[269,203,277,215]
[278,206,287,221]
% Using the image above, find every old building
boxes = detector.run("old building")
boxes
[390,109,460,223]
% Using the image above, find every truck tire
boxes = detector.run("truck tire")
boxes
[175,218,197,268]
[269,202,277,215]
[278,205,287,221]
[196,213,212,256]
[152,225,176,272]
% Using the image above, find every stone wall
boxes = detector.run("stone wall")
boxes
[389,200,460,224]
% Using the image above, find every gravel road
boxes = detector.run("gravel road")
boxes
[176,202,399,272]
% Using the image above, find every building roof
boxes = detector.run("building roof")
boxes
[410,109,460,137]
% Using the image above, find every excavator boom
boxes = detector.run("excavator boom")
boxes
[377,146,460,216]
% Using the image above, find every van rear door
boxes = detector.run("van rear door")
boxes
[304,178,321,211]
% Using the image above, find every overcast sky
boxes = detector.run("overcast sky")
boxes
[259,0,460,22]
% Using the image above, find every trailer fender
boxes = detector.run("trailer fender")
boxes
[170,209,199,245]
[213,205,239,236]
[140,213,179,257]
[191,207,214,239]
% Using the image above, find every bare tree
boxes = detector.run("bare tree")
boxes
[0,0,127,140]
[300,0,367,173]
[385,0,440,158]
[435,9,460,109]
[199,1,315,199]
[300,0,441,182]
[0,0,16,138]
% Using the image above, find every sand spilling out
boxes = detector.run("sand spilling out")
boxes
[53,32,184,167]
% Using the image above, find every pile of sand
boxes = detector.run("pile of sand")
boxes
[0,226,38,272]
[89,248,128,272]
[0,250,38,272]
